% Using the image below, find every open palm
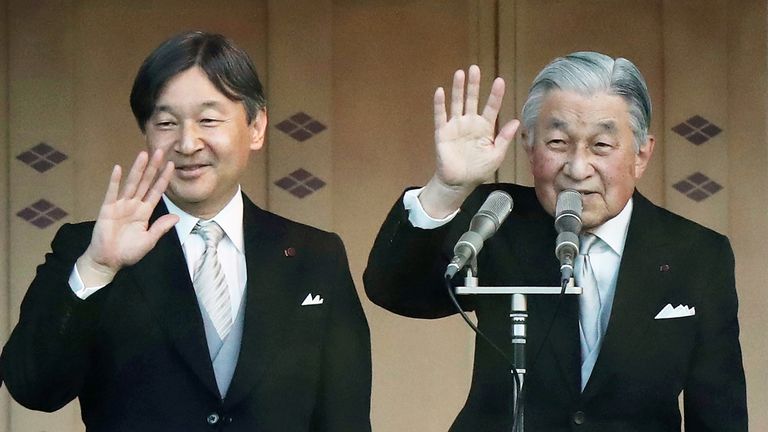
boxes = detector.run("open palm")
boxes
[433,65,519,189]
[80,150,178,282]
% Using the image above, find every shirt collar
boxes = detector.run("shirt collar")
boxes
[587,197,633,257]
[162,186,245,253]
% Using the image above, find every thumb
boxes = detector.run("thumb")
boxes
[147,214,180,241]
[493,119,520,157]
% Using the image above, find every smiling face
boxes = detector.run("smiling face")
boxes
[145,66,267,219]
[526,90,654,229]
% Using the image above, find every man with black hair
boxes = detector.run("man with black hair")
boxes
[2,31,371,432]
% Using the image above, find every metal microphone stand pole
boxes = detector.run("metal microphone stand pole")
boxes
[510,293,527,429]
[458,274,581,432]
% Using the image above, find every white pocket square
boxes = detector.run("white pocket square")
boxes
[301,293,324,306]
[654,303,695,319]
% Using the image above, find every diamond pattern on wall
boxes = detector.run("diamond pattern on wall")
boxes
[16,142,68,172]
[275,112,327,142]
[672,172,723,202]
[671,115,722,145]
[17,199,68,228]
[274,168,326,198]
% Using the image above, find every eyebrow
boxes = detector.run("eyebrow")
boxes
[596,120,618,134]
[543,118,619,135]
[544,118,568,131]
[153,101,224,115]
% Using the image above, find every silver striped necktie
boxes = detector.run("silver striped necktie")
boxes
[192,221,233,340]
[576,233,601,357]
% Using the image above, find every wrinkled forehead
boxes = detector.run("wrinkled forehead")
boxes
[536,90,632,134]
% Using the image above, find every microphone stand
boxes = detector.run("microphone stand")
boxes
[457,272,581,432]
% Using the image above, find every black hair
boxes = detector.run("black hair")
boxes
[130,31,266,132]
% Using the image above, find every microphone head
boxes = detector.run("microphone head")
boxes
[554,189,582,234]
[555,230,579,259]
[472,190,514,236]
[447,190,514,278]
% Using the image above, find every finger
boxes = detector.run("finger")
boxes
[143,160,174,207]
[434,87,447,131]
[481,77,507,124]
[119,151,149,200]
[449,69,466,118]
[103,165,122,206]
[136,149,166,201]
[465,65,481,115]
[493,119,520,156]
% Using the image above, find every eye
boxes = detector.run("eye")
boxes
[592,141,616,154]
[154,121,177,130]
[200,118,222,127]
[546,139,568,150]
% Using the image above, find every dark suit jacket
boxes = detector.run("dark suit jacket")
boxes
[1,194,372,432]
[364,184,747,431]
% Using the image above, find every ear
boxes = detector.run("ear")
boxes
[634,135,655,179]
[249,109,268,151]
[522,129,535,164]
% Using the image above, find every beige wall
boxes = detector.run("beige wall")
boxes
[1,1,766,431]
[333,2,480,429]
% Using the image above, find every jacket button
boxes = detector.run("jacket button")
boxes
[572,410,586,425]
[206,413,220,425]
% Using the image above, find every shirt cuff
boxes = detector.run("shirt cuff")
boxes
[403,187,459,229]
[69,264,108,300]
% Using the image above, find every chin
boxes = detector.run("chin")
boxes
[167,189,210,205]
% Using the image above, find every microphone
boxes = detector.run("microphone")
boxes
[445,190,514,279]
[554,189,582,283]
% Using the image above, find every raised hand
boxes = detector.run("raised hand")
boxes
[420,65,520,217]
[76,150,179,286]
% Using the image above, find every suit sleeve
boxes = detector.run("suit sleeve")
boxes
[683,235,748,431]
[0,223,107,412]
[312,234,372,431]
[363,190,478,318]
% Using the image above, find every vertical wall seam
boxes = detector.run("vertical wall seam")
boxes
[658,0,666,208]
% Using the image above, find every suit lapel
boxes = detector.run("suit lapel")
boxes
[528,231,581,399]
[582,193,675,398]
[129,201,220,397]
[224,196,300,407]
[543,295,582,398]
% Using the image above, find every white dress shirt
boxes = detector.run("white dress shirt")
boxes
[577,199,632,387]
[583,199,632,341]
[69,188,248,320]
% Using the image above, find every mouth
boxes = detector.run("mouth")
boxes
[174,164,210,179]
[560,188,597,196]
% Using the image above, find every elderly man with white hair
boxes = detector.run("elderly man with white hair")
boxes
[365,52,747,431]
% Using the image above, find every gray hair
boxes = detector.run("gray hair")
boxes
[520,51,652,153]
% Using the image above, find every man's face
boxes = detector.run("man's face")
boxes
[145,66,267,218]
[526,90,654,229]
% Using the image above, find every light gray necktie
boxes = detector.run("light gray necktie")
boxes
[192,221,233,340]
[576,233,601,356]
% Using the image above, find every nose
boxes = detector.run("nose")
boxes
[175,122,203,155]
[563,146,594,181]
